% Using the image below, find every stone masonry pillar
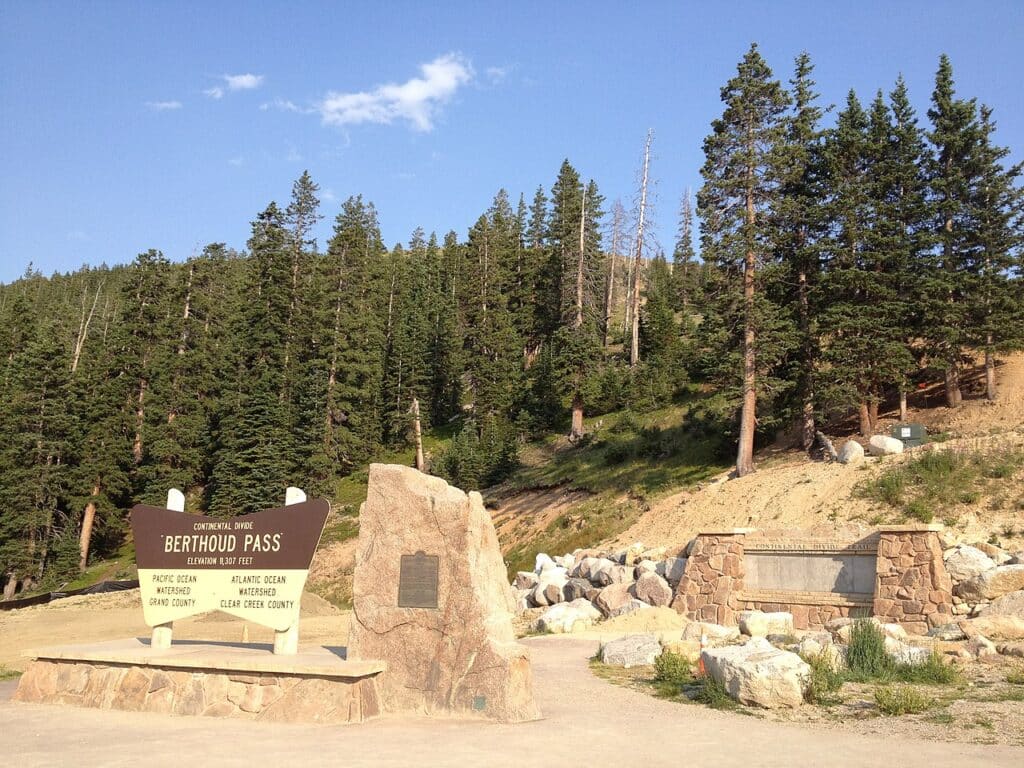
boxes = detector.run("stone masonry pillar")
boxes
[670,529,751,626]
[873,524,953,635]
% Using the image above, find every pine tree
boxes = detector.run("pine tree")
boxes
[698,43,793,476]
[672,189,698,312]
[925,54,982,408]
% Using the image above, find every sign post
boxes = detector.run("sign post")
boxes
[131,490,329,656]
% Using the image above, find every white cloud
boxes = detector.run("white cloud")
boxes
[205,73,264,99]
[224,73,263,91]
[318,53,473,132]
[260,98,306,113]
[485,65,510,84]
[146,100,182,111]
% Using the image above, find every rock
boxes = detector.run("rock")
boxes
[1008,552,1024,566]
[593,583,635,617]
[535,600,601,634]
[554,554,576,570]
[837,440,865,465]
[607,598,651,619]
[600,634,662,668]
[514,589,531,613]
[657,557,688,584]
[562,577,598,603]
[639,546,668,562]
[827,618,906,644]
[978,589,1024,618]
[586,558,618,585]
[571,556,603,580]
[964,615,1024,640]
[967,634,997,658]
[887,642,931,665]
[513,571,539,590]
[943,546,997,583]
[701,638,810,709]
[633,572,673,607]
[956,565,1024,602]
[681,622,741,646]
[534,553,556,574]
[927,623,968,641]
[348,464,540,722]
[661,639,702,663]
[868,434,904,456]
[738,610,794,638]
[594,563,635,587]
[974,542,1012,564]
[634,559,658,576]
[996,641,1024,658]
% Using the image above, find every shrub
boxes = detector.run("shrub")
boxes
[904,498,934,523]
[653,651,693,688]
[894,649,959,685]
[845,620,894,681]
[804,652,845,705]
[874,685,935,715]
[1007,669,1024,686]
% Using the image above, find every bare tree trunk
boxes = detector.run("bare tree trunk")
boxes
[623,251,634,343]
[2,574,16,600]
[133,378,147,464]
[944,366,960,408]
[411,397,425,471]
[735,139,756,478]
[868,400,879,431]
[604,202,624,347]
[899,390,908,421]
[858,401,871,436]
[630,130,652,368]
[985,343,996,401]
[570,394,584,441]
[78,482,101,572]
[71,283,102,375]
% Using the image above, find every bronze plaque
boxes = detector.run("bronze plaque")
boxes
[398,551,439,609]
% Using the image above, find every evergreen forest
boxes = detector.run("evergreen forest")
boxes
[1,47,1022,596]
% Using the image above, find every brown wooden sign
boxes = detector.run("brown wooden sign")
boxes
[130,500,330,631]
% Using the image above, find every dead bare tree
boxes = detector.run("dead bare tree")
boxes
[629,130,653,367]
[604,200,626,347]
[70,281,102,375]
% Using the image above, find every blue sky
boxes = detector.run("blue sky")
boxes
[2,1,1022,283]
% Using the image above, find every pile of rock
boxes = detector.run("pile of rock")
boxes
[512,545,688,633]
[943,542,1024,619]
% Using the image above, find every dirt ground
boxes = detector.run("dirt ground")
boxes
[4,636,1022,767]
[0,590,350,672]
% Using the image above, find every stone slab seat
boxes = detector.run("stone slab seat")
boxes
[13,638,385,724]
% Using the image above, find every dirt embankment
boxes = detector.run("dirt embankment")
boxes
[494,352,1024,557]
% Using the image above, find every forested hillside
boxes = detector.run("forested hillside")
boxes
[1,47,1021,598]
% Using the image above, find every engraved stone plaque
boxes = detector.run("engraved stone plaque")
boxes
[398,551,439,609]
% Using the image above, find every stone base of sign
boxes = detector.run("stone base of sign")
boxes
[348,464,541,723]
[13,639,384,724]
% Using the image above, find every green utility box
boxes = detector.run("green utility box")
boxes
[892,422,926,448]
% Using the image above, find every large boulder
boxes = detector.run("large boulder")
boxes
[535,599,601,634]
[594,563,635,587]
[607,598,651,619]
[978,590,1024,618]
[571,556,603,581]
[838,440,865,465]
[633,572,673,607]
[594,583,634,617]
[534,553,556,574]
[956,564,1024,602]
[701,638,810,709]
[562,577,599,603]
[600,634,662,668]
[943,545,997,584]
[738,610,794,638]
[513,571,539,590]
[348,464,540,722]
[975,542,1012,565]
[681,622,741,646]
[531,569,569,607]
[868,434,904,456]
[657,557,688,584]
[554,554,576,570]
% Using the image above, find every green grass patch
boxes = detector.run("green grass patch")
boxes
[693,674,738,710]
[857,443,1024,524]
[874,685,936,715]
[804,652,845,705]
[1007,669,1024,686]
[0,666,21,681]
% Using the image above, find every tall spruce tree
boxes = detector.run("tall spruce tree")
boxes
[698,43,793,476]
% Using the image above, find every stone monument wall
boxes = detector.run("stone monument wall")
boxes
[670,531,746,625]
